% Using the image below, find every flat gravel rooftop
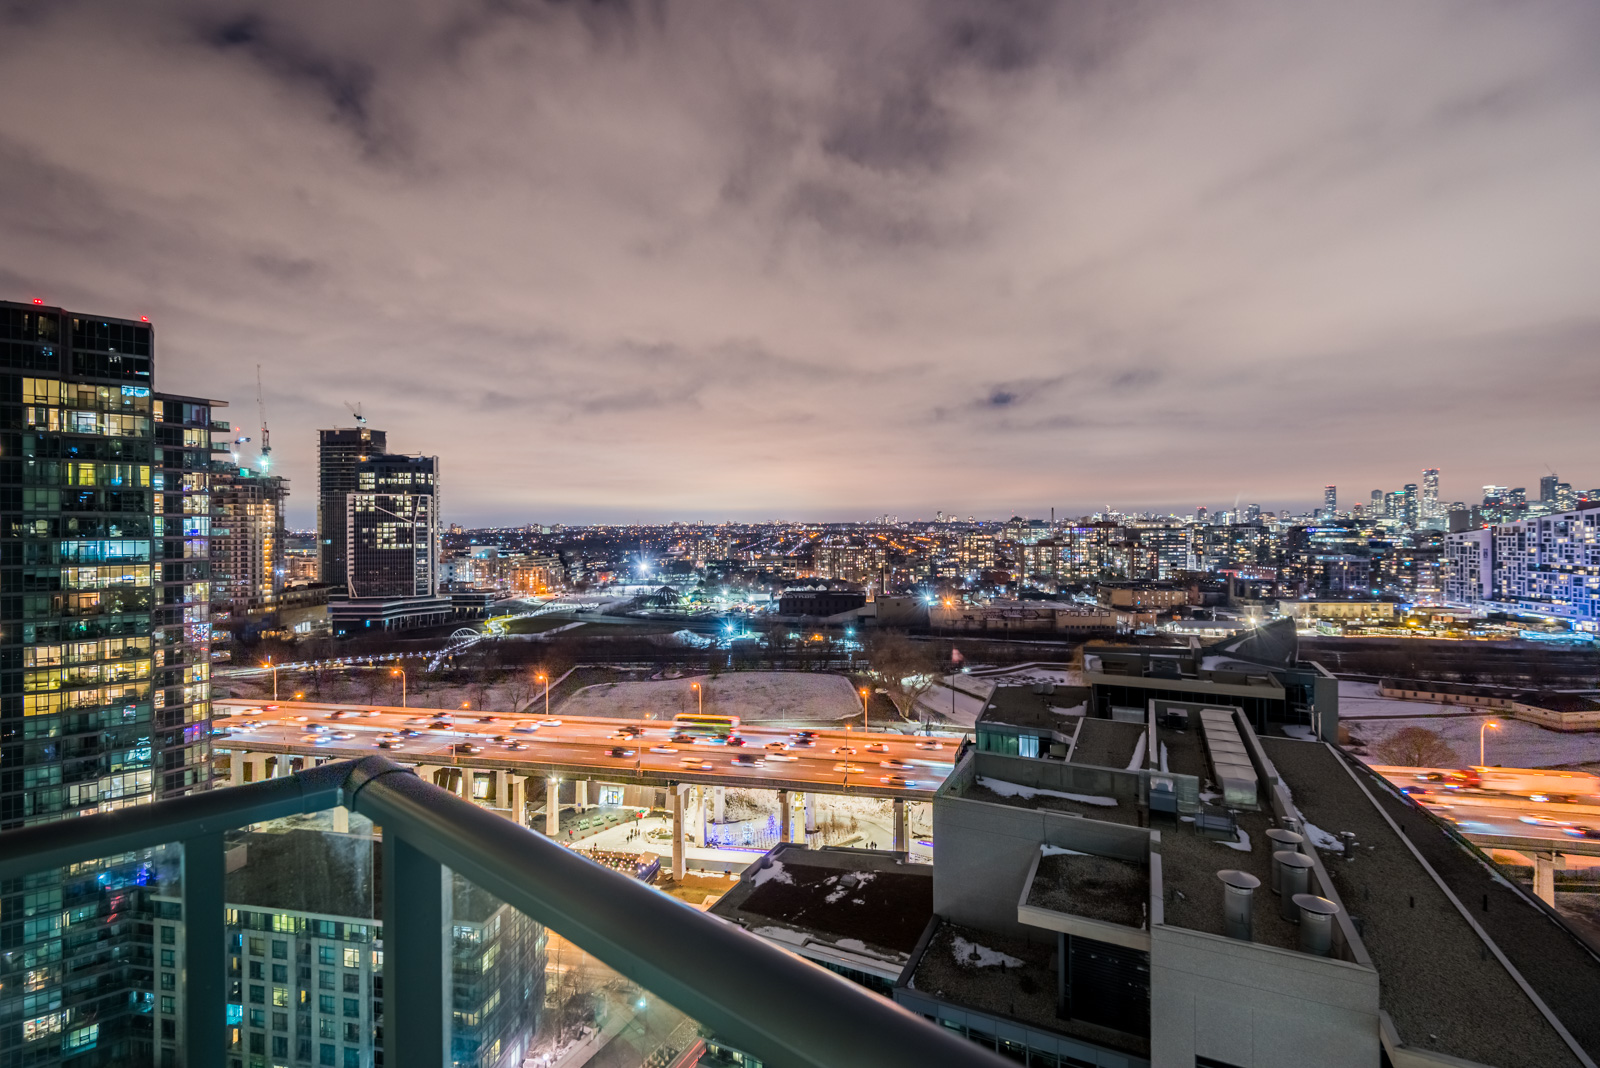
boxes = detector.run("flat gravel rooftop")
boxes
[1262,738,1584,1068]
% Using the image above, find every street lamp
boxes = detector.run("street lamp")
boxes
[860,688,869,732]
[264,658,278,701]
[538,673,548,718]
[1480,720,1501,767]
[391,666,407,708]
[692,681,702,716]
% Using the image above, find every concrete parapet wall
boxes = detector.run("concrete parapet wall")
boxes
[1149,923,1379,1068]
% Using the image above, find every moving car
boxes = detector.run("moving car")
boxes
[453,742,483,755]
[504,741,528,751]
[764,741,790,751]
[731,754,765,767]
[832,745,857,755]
[649,746,678,754]
[377,739,405,750]
[513,724,540,734]
[767,754,799,762]
[880,775,916,787]
[609,747,638,758]
[880,759,912,770]
[915,740,944,751]
[1563,825,1600,839]
[540,719,563,727]
[834,763,865,774]
[680,758,713,771]
[865,742,889,753]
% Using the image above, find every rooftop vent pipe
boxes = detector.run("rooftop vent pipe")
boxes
[1264,829,1304,890]
[1217,870,1261,941]
[1293,894,1341,956]
[1274,852,1315,921]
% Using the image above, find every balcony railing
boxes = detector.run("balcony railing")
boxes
[0,755,1007,1068]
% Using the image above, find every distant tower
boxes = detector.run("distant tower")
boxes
[1540,473,1559,503]
[318,425,388,588]
[1323,485,1337,520]
[1422,468,1440,521]
[1402,483,1419,527]
[1371,489,1384,515]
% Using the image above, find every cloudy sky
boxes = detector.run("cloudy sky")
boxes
[3,1,1597,526]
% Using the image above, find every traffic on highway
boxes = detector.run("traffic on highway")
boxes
[214,698,957,796]
[1374,764,1600,847]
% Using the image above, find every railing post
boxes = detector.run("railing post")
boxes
[181,832,225,1068]
[383,832,450,1067]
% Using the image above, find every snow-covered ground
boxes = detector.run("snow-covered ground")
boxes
[1348,714,1600,770]
[559,672,860,723]
[1338,680,1600,769]
[1338,679,1469,719]
[916,665,1085,728]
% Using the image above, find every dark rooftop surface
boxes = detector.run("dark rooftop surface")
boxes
[980,686,1091,732]
[716,846,932,955]
[1155,721,1206,779]
[1158,811,1302,952]
[1028,853,1147,929]
[962,777,1142,826]
[1069,719,1145,770]
[1262,738,1585,1068]
[908,920,1149,1059]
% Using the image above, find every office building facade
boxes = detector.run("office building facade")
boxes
[317,427,386,591]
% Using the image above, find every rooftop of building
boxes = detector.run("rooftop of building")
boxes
[905,919,1150,1059]
[977,685,1090,732]
[1260,738,1588,1068]
[1025,852,1147,929]
[710,844,932,962]
[1068,719,1145,769]
[955,770,1143,826]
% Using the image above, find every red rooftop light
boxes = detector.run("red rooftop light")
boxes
[140,316,150,322]
[32,299,43,305]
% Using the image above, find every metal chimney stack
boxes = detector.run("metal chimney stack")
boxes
[1264,829,1304,891]
[1294,894,1341,955]
[1274,852,1315,920]
[1217,870,1261,941]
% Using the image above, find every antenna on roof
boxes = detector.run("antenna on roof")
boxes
[346,401,366,427]
[256,364,271,472]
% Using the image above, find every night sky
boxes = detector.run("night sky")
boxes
[3,2,1597,526]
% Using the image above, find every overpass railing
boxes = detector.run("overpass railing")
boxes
[0,755,1003,1068]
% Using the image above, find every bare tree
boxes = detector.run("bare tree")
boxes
[1374,726,1461,768]
[863,631,942,723]
[503,670,536,715]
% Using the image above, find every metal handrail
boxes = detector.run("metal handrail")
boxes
[0,756,1007,1068]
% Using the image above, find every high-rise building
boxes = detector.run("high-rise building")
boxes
[1323,484,1337,519]
[1445,505,1600,628]
[1402,482,1419,528]
[1,298,217,1067]
[317,426,386,591]
[1422,468,1440,521]
[152,392,223,798]
[1370,488,1384,516]
[211,465,289,617]
[328,450,452,633]
[1540,473,1559,503]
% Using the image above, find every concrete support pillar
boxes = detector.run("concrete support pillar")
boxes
[892,798,907,852]
[1534,852,1561,906]
[804,792,818,834]
[694,786,707,842]
[331,807,350,834]
[507,776,527,825]
[576,779,588,812]
[778,790,792,843]
[672,784,688,882]
[545,777,560,836]
[713,785,726,824]
[493,769,507,807]
[230,753,248,786]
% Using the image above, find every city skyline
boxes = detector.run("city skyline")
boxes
[5,2,1599,524]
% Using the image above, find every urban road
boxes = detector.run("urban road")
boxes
[213,698,955,800]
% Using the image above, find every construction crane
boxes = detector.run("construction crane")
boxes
[346,401,366,427]
[256,364,271,472]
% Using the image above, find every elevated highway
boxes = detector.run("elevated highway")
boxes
[213,698,956,878]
